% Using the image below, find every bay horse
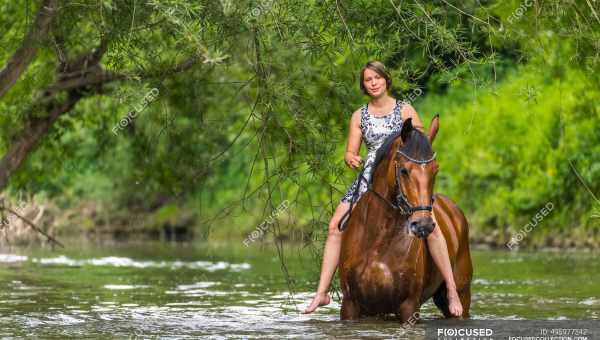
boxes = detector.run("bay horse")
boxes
[338,116,472,322]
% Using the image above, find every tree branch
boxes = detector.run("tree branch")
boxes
[0,92,82,192]
[44,70,126,97]
[0,0,58,100]
[0,201,64,248]
[0,45,202,192]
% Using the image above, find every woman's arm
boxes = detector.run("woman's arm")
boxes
[400,103,425,132]
[344,109,363,169]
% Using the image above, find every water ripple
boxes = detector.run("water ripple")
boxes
[0,254,251,271]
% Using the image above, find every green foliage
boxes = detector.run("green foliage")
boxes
[1,0,599,246]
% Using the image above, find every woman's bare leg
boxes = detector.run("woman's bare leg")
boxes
[303,200,354,314]
[427,211,463,316]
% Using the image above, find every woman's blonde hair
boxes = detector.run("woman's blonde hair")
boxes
[360,61,392,96]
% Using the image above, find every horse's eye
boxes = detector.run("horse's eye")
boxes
[400,168,409,176]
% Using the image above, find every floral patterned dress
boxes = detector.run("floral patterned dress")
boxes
[340,98,406,204]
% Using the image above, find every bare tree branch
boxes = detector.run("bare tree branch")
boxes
[43,70,126,97]
[0,201,64,248]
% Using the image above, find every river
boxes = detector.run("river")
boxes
[0,241,598,338]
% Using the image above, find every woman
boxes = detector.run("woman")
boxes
[303,61,463,317]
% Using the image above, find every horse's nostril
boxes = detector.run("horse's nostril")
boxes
[409,221,418,233]
[408,220,436,238]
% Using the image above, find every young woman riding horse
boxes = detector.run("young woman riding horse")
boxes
[304,61,465,317]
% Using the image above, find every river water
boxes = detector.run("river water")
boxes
[0,241,598,339]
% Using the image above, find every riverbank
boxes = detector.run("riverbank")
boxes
[1,193,599,250]
[3,225,600,253]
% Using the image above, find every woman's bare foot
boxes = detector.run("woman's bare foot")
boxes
[303,292,331,314]
[447,287,463,317]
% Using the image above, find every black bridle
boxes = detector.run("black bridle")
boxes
[394,149,437,216]
[338,144,437,232]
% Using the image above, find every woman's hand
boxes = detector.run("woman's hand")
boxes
[345,151,362,169]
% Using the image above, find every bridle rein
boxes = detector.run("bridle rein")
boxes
[338,142,437,232]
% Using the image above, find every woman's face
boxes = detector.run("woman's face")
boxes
[363,68,387,97]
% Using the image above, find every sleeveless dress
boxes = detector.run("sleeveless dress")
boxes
[340,98,406,204]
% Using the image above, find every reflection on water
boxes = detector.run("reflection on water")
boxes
[0,242,598,339]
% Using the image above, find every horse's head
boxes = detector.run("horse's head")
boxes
[391,115,439,239]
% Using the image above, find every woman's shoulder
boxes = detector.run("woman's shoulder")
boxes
[351,107,362,124]
[398,101,417,117]
[351,105,366,119]
[397,101,425,130]
[350,106,366,130]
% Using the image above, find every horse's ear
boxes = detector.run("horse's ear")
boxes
[428,114,439,144]
[400,118,413,143]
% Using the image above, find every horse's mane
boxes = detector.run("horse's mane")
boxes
[369,128,433,185]
[399,129,434,160]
